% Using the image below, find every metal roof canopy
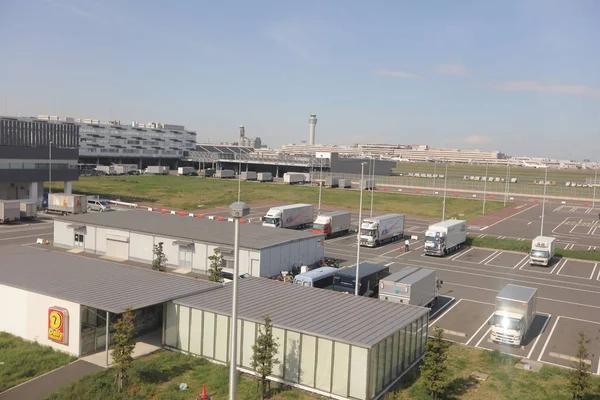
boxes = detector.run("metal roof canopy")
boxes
[57,210,323,251]
[0,245,221,314]
[174,277,428,347]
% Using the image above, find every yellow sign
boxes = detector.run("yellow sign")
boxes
[48,307,69,345]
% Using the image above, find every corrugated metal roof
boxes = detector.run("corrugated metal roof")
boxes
[174,277,428,347]
[0,245,221,314]
[335,263,390,278]
[57,210,323,250]
[383,267,435,285]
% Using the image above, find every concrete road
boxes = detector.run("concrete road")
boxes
[0,220,53,247]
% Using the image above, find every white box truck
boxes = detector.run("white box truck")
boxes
[530,236,556,266]
[262,204,314,229]
[46,194,87,215]
[241,171,257,181]
[489,284,537,346]
[115,164,138,175]
[215,169,235,179]
[95,165,114,175]
[312,211,351,238]
[379,266,443,308]
[146,165,169,175]
[177,166,195,175]
[284,173,305,185]
[424,220,467,256]
[20,201,38,220]
[257,172,273,182]
[360,214,405,247]
[0,200,21,223]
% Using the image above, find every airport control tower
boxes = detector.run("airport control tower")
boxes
[308,114,317,145]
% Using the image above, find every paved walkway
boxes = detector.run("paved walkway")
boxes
[0,360,103,400]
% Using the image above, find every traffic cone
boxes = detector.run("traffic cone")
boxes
[199,384,208,400]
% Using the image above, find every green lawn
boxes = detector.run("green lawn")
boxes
[0,332,76,393]
[59,176,508,220]
[392,344,600,400]
[46,350,313,400]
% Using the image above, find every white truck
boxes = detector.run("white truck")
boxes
[20,201,38,220]
[325,176,339,188]
[262,204,314,229]
[241,171,257,181]
[177,166,195,175]
[46,194,87,215]
[283,173,305,185]
[379,266,443,308]
[360,214,405,247]
[257,172,273,182]
[95,165,115,175]
[146,165,169,175]
[489,284,537,346]
[215,169,235,179]
[312,211,351,239]
[424,220,467,256]
[0,200,21,223]
[530,236,556,266]
[114,164,138,175]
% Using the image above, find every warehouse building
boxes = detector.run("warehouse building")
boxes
[168,278,429,400]
[53,210,325,277]
[0,245,220,358]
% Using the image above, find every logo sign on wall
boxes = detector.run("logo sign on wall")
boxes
[48,307,69,345]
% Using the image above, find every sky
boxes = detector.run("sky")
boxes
[1,0,599,160]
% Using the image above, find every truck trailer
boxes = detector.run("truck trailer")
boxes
[283,173,305,184]
[379,266,442,308]
[20,201,37,220]
[530,236,556,266]
[359,214,405,247]
[177,167,195,175]
[146,165,169,175]
[489,284,537,346]
[325,176,339,188]
[262,204,314,229]
[338,179,351,188]
[241,171,257,181]
[46,194,87,215]
[257,172,273,182]
[114,164,138,175]
[0,200,20,223]
[424,220,467,256]
[325,263,390,297]
[215,169,235,179]
[312,211,351,238]
[95,165,115,175]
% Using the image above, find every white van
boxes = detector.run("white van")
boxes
[87,198,112,212]
[530,236,556,266]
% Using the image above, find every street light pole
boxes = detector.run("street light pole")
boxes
[228,201,250,400]
[482,163,488,215]
[370,156,375,217]
[433,160,437,195]
[49,141,53,194]
[504,162,510,207]
[540,167,548,236]
[318,156,323,214]
[237,149,242,202]
[355,162,367,296]
[442,163,448,221]
[593,167,598,210]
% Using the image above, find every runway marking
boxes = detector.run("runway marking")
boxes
[466,312,495,346]
[479,250,500,265]
[480,203,539,231]
[527,313,552,360]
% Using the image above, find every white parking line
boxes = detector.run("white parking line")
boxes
[430,299,462,323]
[474,327,492,348]
[513,254,530,270]
[480,251,500,265]
[569,219,582,233]
[590,263,598,280]
[537,316,560,364]
[527,313,552,360]
[482,203,539,230]
[467,312,495,346]
[556,259,568,275]
[428,296,455,320]
[451,247,473,261]
[0,233,52,242]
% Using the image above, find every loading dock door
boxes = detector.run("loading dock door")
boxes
[106,239,129,260]
[179,247,193,271]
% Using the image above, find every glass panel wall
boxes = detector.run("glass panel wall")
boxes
[369,344,378,400]
[376,338,386,393]
[421,315,428,356]
[403,325,411,368]
[299,334,316,387]
[384,335,393,386]
[331,342,350,397]
[315,338,333,392]
[349,346,368,400]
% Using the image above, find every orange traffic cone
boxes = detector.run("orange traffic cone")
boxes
[198,384,208,400]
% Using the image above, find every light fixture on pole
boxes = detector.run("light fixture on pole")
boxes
[482,163,488,215]
[318,155,323,215]
[370,155,375,217]
[442,162,448,221]
[540,167,548,236]
[49,140,53,194]
[228,201,250,400]
[355,162,367,296]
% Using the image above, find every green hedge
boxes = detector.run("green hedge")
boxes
[466,235,600,263]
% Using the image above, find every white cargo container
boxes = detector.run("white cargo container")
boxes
[312,211,351,238]
[177,167,195,175]
[20,201,37,220]
[114,164,138,175]
[490,284,537,346]
[361,178,375,190]
[241,171,257,181]
[46,194,87,215]
[379,266,442,308]
[325,176,339,187]
[262,204,314,229]
[257,172,273,182]
[283,173,305,184]
[360,214,404,247]
[95,165,114,175]
[424,220,467,256]
[530,236,556,266]
[339,179,351,188]
[215,169,235,179]
[0,200,21,223]
[146,165,169,175]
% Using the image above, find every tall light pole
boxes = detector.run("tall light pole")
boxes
[370,156,375,217]
[49,140,53,194]
[237,148,242,202]
[442,162,448,221]
[482,163,488,215]
[355,162,367,296]
[593,167,598,210]
[504,162,510,207]
[540,167,548,236]
[433,160,437,194]
[318,156,323,214]
[228,201,250,400]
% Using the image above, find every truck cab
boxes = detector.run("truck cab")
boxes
[262,210,282,228]
[530,236,556,266]
[489,284,537,346]
[424,230,447,256]
[359,220,379,247]
[490,311,526,345]
[312,216,330,236]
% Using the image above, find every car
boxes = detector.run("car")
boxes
[87,199,113,212]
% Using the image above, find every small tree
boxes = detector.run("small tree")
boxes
[568,331,593,400]
[420,326,450,400]
[208,249,224,282]
[111,308,136,392]
[152,242,167,272]
[251,315,280,400]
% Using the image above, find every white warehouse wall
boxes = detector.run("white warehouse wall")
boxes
[0,284,81,357]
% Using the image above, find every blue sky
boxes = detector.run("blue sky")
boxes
[1,0,599,159]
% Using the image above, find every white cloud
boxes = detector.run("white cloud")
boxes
[436,64,469,76]
[493,81,600,98]
[373,69,423,80]
[464,135,491,145]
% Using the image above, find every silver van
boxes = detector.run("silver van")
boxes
[87,199,112,212]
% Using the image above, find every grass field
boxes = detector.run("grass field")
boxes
[0,332,76,393]
[62,176,509,220]
[392,344,600,400]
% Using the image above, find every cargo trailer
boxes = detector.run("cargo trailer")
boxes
[95,165,114,175]
[0,200,20,223]
[257,172,273,182]
[114,164,138,175]
[263,204,314,229]
[379,266,442,308]
[360,214,404,247]
[146,165,169,175]
[177,167,195,175]
[283,173,305,185]
[241,171,257,181]
[424,220,467,256]
[361,178,375,190]
[215,169,235,179]
[338,179,351,188]
[20,201,37,220]
[46,194,87,215]
[325,176,339,188]
[312,211,351,238]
